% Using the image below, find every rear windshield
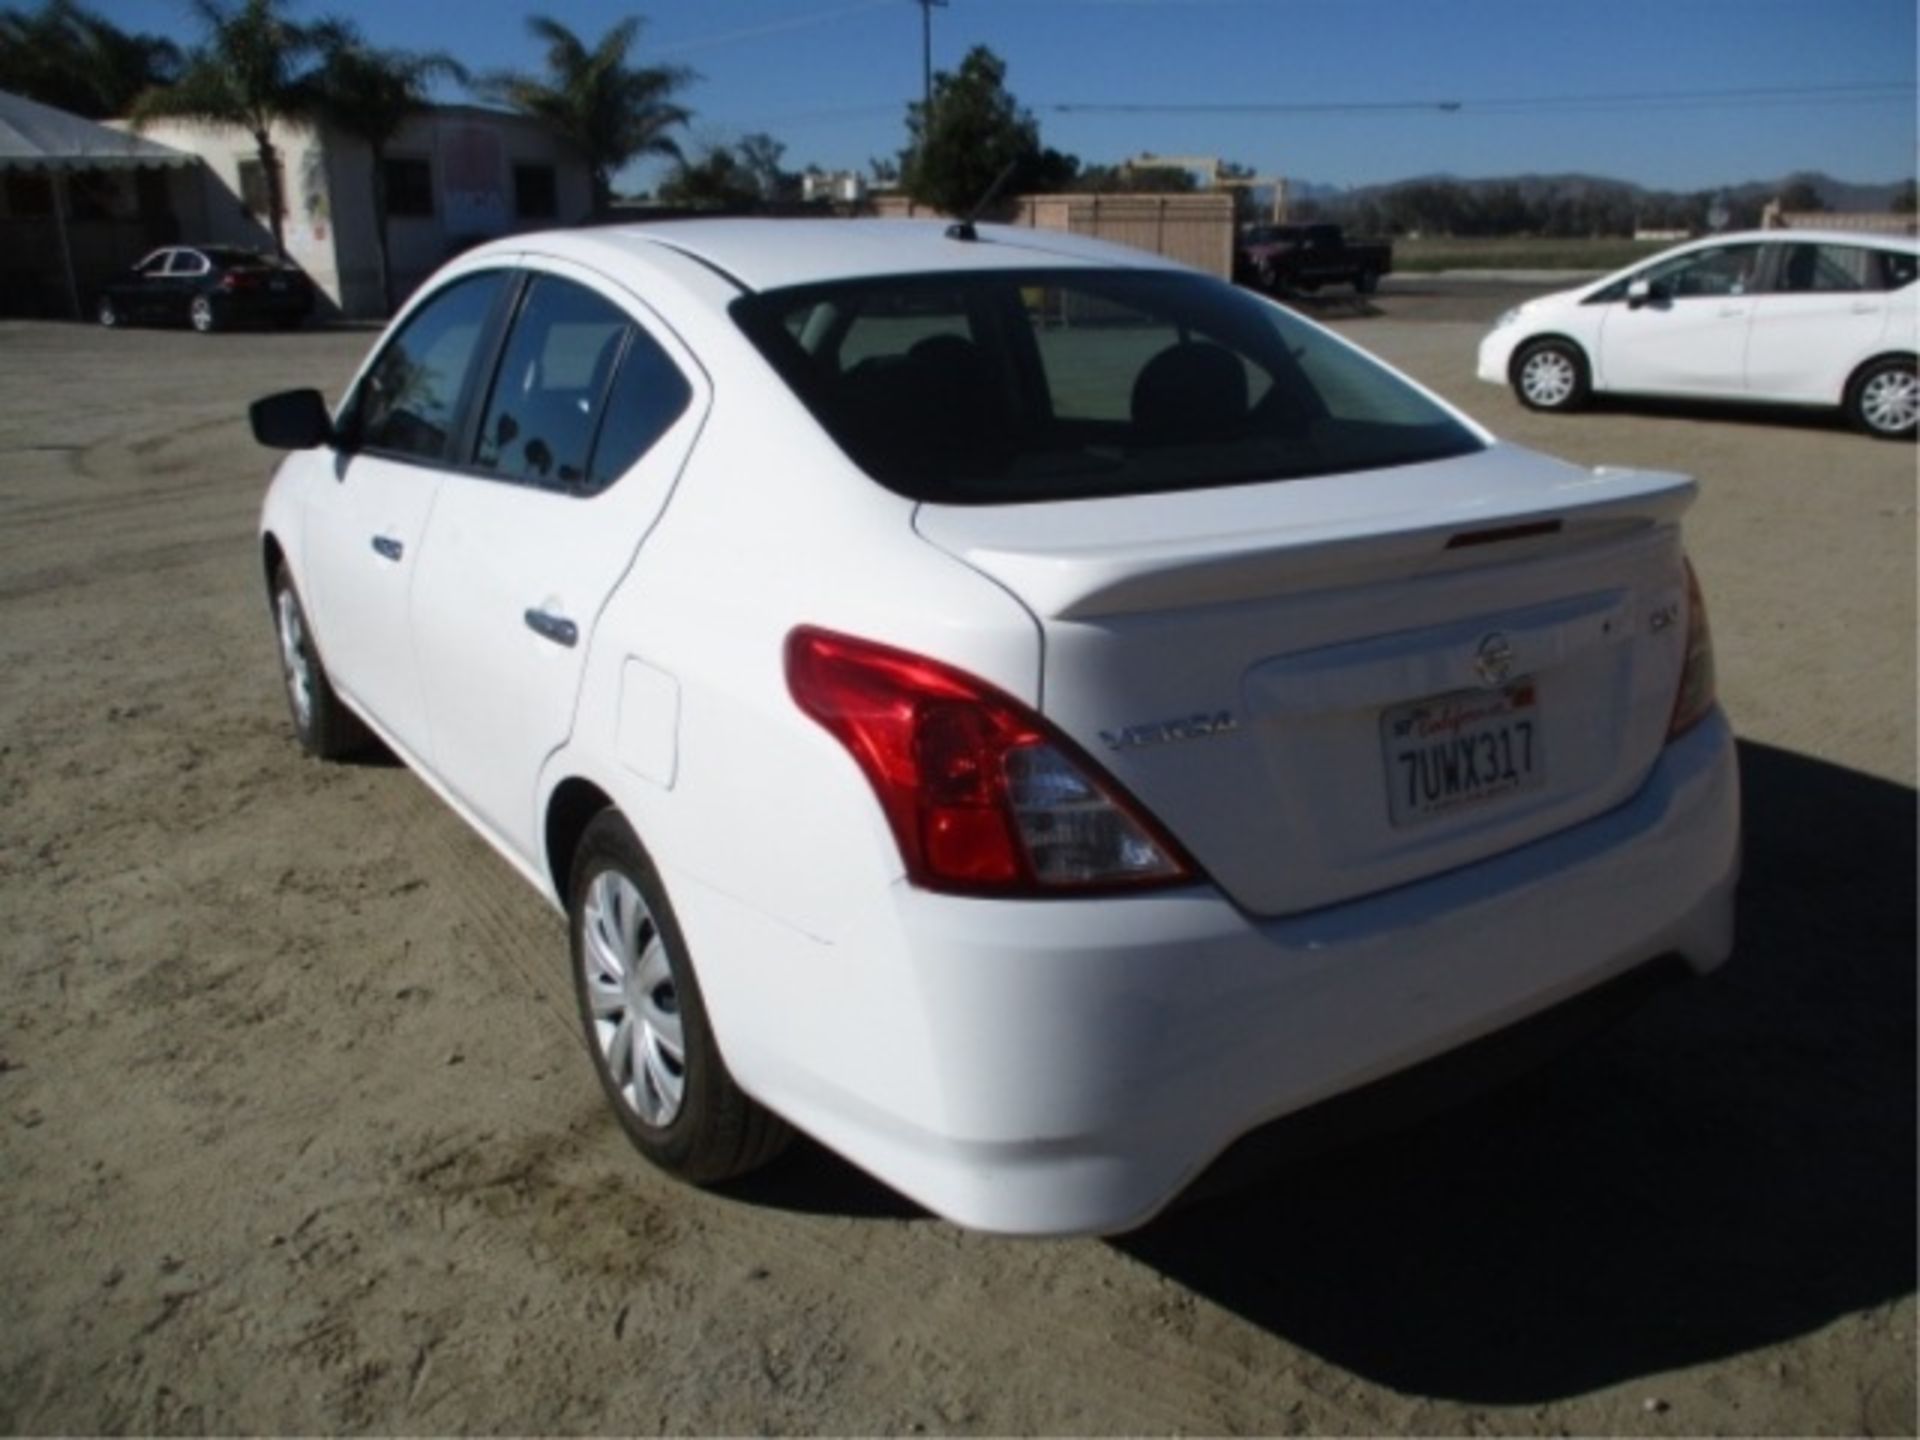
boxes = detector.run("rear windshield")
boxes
[731,268,1481,504]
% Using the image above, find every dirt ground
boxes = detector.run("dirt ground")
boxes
[1,282,1914,1435]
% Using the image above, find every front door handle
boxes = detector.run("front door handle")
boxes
[524,608,578,648]
[371,535,404,562]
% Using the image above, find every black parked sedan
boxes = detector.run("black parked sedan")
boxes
[97,245,315,333]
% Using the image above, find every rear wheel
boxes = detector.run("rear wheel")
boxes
[1846,357,1917,440]
[97,295,119,328]
[1354,269,1379,295]
[570,812,791,1185]
[1513,339,1590,412]
[189,295,218,333]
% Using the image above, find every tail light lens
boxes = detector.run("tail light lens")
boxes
[1667,558,1717,738]
[786,627,1196,896]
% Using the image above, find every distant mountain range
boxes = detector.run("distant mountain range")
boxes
[1287,171,1911,210]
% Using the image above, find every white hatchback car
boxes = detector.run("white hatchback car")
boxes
[253,220,1740,1235]
[1478,229,1918,438]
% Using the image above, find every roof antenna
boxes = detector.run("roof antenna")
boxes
[945,159,1020,242]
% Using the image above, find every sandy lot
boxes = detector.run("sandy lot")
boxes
[1,289,1913,1435]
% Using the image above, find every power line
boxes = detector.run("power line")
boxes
[1048,80,1915,117]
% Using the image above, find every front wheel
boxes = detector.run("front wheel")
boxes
[1512,339,1591,412]
[570,812,791,1186]
[1846,357,1917,440]
[271,563,368,759]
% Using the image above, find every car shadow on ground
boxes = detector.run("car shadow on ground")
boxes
[1582,392,1865,437]
[1118,738,1916,1402]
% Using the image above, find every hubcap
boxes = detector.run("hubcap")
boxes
[581,871,685,1127]
[192,299,211,330]
[1861,369,1918,435]
[1521,350,1575,406]
[275,588,313,730]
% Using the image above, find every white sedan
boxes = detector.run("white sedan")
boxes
[1478,229,1918,438]
[251,220,1740,1235]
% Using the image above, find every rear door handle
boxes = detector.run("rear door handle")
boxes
[524,608,578,648]
[371,535,403,562]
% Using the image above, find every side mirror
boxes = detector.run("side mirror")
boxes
[1626,277,1655,310]
[250,388,333,450]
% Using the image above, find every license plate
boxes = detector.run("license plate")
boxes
[1382,681,1544,827]
[269,277,287,290]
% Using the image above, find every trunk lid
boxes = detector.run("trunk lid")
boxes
[914,442,1698,916]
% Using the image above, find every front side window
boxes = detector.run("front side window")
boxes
[351,271,507,463]
[732,269,1481,504]
[472,276,628,489]
[135,250,172,276]
[1642,243,1763,299]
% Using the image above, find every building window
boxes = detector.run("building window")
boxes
[236,158,279,220]
[5,172,54,217]
[384,157,434,218]
[514,164,558,220]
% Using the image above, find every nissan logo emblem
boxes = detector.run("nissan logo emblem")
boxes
[1474,632,1515,687]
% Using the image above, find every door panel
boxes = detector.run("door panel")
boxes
[1746,242,1898,403]
[410,266,706,862]
[303,454,441,757]
[1597,242,1764,398]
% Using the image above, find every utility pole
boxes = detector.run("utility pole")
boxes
[918,0,948,121]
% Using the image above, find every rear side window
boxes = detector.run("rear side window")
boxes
[586,327,693,494]
[473,276,627,489]
[353,271,508,463]
[731,268,1481,504]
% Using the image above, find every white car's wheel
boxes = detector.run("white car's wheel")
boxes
[270,563,368,759]
[1847,358,1918,440]
[1513,339,1591,412]
[569,811,791,1185]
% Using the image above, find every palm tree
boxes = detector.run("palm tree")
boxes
[310,23,466,314]
[483,15,692,217]
[0,0,181,118]
[129,0,321,259]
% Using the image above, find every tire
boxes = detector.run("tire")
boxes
[270,562,368,759]
[97,295,119,328]
[1512,338,1591,413]
[569,811,791,1186]
[189,295,218,333]
[1257,259,1282,294]
[1354,269,1379,295]
[1846,357,1917,440]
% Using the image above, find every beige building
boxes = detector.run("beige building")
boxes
[117,104,593,317]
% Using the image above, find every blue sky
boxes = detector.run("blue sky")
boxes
[101,0,1918,192]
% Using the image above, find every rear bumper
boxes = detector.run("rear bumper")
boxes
[693,709,1739,1236]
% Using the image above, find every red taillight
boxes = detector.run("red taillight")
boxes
[1667,558,1717,738]
[221,271,261,290]
[785,627,1196,896]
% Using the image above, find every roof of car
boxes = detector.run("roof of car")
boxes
[1682,227,1918,251]
[495,218,1189,294]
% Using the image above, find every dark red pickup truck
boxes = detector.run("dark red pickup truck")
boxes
[1236,223,1393,296]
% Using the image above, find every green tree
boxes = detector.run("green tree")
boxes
[900,46,1077,216]
[309,23,465,314]
[734,131,795,202]
[656,144,758,210]
[129,0,322,259]
[0,0,181,118]
[1777,177,1826,213]
[483,15,692,218]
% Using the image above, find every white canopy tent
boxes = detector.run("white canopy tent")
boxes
[0,89,198,318]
